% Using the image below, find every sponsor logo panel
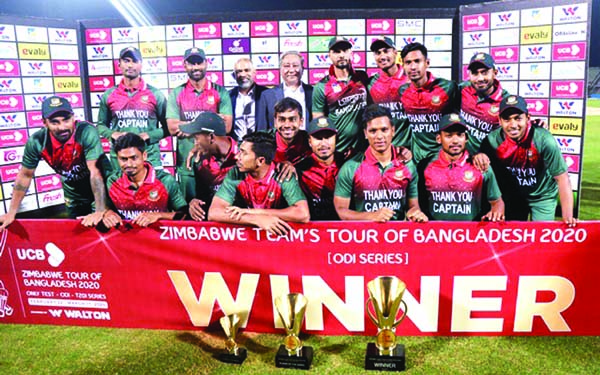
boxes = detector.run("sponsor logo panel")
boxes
[551,81,584,98]
[549,99,583,117]
[366,19,394,34]
[222,22,250,38]
[251,21,279,37]
[490,46,519,63]
[21,77,53,93]
[0,60,19,76]
[0,129,28,147]
[554,136,581,155]
[112,27,138,43]
[553,3,588,24]
[0,112,27,129]
[0,95,24,112]
[463,14,490,32]
[551,61,585,80]
[307,20,335,36]
[520,7,553,27]
[53,77,81,93]
[48,28,77,44]
[395,19,424,34]
[167,24,193,40]
[552,42,586,61]
[15,25,48,43]
[491,11,519,29]
[525,98,549,116]
[18,43,49,60]
[194,23,221,39]
[552,23,587,42]
[85,28,111,44]
[51,60,80,76]
[0,24,16,41]
[550,117,582,136]
[278,20,307,36]
[50,44,79,60]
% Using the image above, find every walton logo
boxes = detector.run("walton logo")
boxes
[32,95,48,104]
[403,37,416,45]
[497,66,511,74]
[147,59,160,68]
[562,6,579,16]
[1,115,16,123]
[470,33,482,42]
[118,29,131,37]
[498,13,512,22]
[93,46,105,54]
[0,26,4,35]
[528,47,543,55]
[229,24,242,32]
[527,83,542,91]
[287,22,300,30]
[55,30,69,39]
[316,54,328,63]
[557,138,572,147]
[205,57,214,65]
[172,26,186,34]
[0,80,12,88]
[28,62,43,70]
[258,56,271,64]
[558,101,574,110]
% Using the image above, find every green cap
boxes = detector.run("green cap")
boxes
[439,113,468,133]
[328,36,352,51]
[370,36,395,51]
[180,112,226,136]
[468,52,495,70]
[119,46,142,62]
[307,116,337,136]
[184,47,206,63]
[499,95,528,116]
[42,96,73,119]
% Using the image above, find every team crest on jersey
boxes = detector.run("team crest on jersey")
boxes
[207,95,215,105]
[431,95,440,105]
[394,170,404,180]
[148,189,159,201]
[141,95,149,103]
[267,191,275,201]
[489,105,499,115]
[331,82,342,93]
[463,170,474,182]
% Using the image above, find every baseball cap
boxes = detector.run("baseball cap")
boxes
[439,113,468,133]
[42,96,74,119]
[184,47,206,63]
[328,36,352,51]
[370,36,396,52]
[499,95,528,117]
[119,46,142,62]
[308,116,337,136]
[179,112,226,136]
[468,52,495,70]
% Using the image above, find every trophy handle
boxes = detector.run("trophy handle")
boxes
[392,299,408,329]
[365,297,379,326]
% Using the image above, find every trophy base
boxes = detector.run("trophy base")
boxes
[216,348,247,364]
[275,345,313,370]
[365,343,405,371]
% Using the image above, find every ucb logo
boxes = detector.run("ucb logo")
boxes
[16,248,45,261]
[16,243,65,267]
[55,30,69,39]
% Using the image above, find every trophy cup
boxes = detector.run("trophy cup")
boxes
[364,276,408,371]
[217,313,247,364]
[274,293,313,370]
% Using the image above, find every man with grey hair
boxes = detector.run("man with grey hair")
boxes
[257,51,313,130]
[228,57,267,142]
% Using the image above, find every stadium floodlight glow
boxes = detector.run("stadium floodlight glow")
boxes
[109,0,157,27]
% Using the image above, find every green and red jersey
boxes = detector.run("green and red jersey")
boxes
[97,78,167,167]
[274,130,312,165]
[369,65,411,147]
[167,79,233,177]
[480,125,567,203]
[334,147,418,220]
[296,152,345,220]
[398,72,458,163]
[22,121,109,204]
[193,137,238,207]
[216,163,306,209]
[312,65,371,154]
[106,162,187,220]
[418,149,501,221]
[459,80,510,154]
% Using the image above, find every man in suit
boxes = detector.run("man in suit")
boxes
[257,51,313,131]
[228,58,267,142]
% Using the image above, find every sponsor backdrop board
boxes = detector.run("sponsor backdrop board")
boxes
[0,16,87,214]
[79,9,455,174]
[459,0,592,215]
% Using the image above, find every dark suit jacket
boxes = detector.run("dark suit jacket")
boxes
[256,83,313,131]
[228,84,267,138]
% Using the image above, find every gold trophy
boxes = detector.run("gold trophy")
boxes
[217,313,247,364]
[365,276,408,371]
[274,293,313,370]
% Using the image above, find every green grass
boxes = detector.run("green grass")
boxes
[1,101,599,374]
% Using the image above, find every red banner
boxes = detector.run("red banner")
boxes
[0,220,598,336]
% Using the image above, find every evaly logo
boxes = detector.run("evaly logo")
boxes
[470,33,482,42]
[28,62,43,70]
[287,22,300,30]
[559,101,574,110]
[528,47,543,55]
[118,29,131,37]
[562,6,579,16]
[316,54,328,63]
[258,55,271,64]
[229,24,242,32]
[498,66,511,74]
[15,242,65,267]
[55,30,69,39]
[0,79,12,88]
[1,115,16,123]
[172,26,186,34]
[93,46,105,54]
[498,13,512,22]
[557,138,572,147]
[527,83,542,91]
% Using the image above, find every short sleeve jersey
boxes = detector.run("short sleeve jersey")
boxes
[369,65,411,147]
[418,149,501,221]
[312,65,371,154]
[274,130,312,165]
[96,78,167,167]
[193,137,238,205]
[166,80,233,176]
[398,72,458,163]
[215,163,306,209]
[107,163,187,220]
[459,80,510,154]
[480,125,567,202]
[22,121,106,202]
[296,152,345,220]
[335,147,418,220]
